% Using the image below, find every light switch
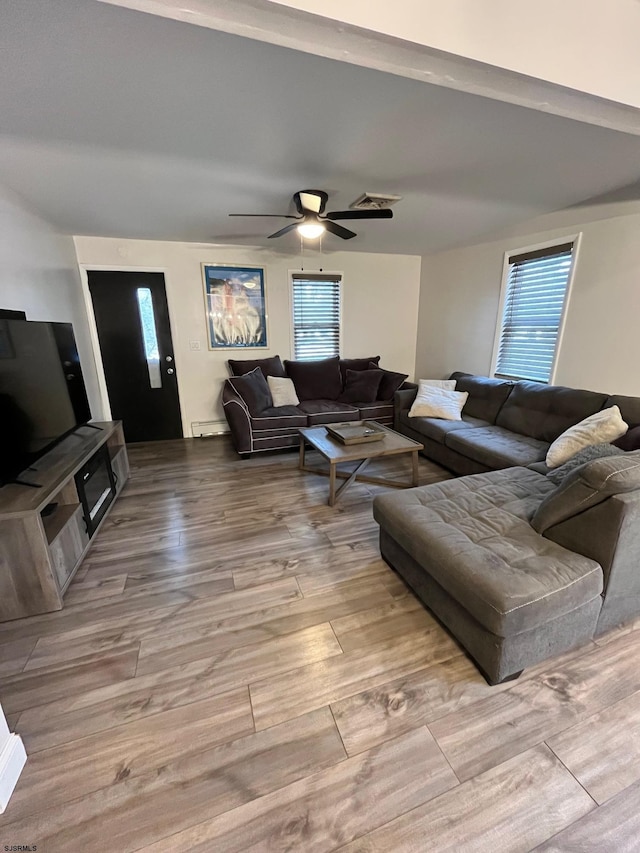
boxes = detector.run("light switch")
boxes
[189,340,201,351]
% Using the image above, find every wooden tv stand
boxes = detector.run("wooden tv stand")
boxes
[0,421,129,622]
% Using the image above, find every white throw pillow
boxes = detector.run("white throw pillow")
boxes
[417,379,457,390]
[267,375,299,407]
[409,385,469,420]
[546,405,628,468]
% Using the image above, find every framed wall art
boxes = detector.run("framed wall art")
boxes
[202,264,268,350]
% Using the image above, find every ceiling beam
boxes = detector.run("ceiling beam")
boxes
[97,0,640,135]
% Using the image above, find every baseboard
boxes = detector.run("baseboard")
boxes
[0,734,26,813]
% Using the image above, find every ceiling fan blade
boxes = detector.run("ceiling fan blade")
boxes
[324,220,356,240]
[268,222,299,239]
[229,213,299,219]
[325,209,393,221]
[294,190,328,215]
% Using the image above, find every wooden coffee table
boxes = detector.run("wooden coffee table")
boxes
[299,422,424,506]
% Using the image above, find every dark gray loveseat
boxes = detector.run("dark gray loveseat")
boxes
[222,355,413,456]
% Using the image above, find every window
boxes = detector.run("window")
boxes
[493,241,576,382]
[136,287,162,389]
[291,273,341,360]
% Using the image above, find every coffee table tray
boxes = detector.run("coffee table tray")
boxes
[325,421,386,445]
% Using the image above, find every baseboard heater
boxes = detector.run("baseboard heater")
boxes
[191,420,229,438]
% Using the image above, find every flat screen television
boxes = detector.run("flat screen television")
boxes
[0,319,91,485]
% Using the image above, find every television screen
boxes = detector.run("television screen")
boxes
[0,319,91,484]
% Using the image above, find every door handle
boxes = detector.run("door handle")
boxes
[167,368,175,375]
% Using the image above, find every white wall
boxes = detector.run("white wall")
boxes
[268,0,640,108]
[416,203,640,395]
[73,237,421,435]
[0,184,101,416]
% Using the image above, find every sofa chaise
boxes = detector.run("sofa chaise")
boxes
[374,453,640,684]
[222,354,414,457]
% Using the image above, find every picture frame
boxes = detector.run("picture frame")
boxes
[202,264,268,350]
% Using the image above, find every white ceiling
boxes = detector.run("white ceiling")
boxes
[1,0,640,255]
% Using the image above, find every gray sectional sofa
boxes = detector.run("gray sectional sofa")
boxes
[395,371,640,474]
[378,372,640,684]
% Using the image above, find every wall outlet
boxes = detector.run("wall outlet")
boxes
[189,340,201,351]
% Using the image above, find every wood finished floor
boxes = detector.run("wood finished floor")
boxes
[2,437,640,851]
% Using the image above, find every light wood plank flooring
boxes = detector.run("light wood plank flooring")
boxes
[1,436,640,851]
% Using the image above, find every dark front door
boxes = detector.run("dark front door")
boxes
[88,271,183,442]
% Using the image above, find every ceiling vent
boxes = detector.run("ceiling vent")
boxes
[349,192,402,211]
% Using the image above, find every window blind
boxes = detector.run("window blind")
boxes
[495,242,574,382]
[292,274,341,360]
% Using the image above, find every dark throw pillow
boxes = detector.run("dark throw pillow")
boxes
[613,424,640,451]
[228,355,286,379]
[227,367,273,415]
[546,443,624,486]
[371,363,409,401]
[284,357,342,402]
[338,368,384,403]
[339,356,380,385]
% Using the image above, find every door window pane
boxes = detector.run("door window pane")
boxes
[136,287,162,389]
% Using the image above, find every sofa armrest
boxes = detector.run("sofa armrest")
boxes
[221,379,253,454]
[394,386,418,412]
[543,491,640,602]
[393,386,418,432]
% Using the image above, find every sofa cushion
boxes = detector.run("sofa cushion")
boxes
[358,401,394,422]
[228,355,286,379]
[339,356,380,384]
[604,395,640,428]
[495,381,608,442]
[533,451,640,534]
[613,424,640,451]
[373,365,409,401]
[446,425,549,468]
[373,467,602,637]
[227,367,273,416]
[397,412,489,445]
[546,405,628,468]
[338,368,384,403]
[409,385,468,420]
[251,406,307,430]
[267,376,299,407]
[285,357,342,402]
[450,372,514,423]
[297,400,360,425]
[415,378,457,390]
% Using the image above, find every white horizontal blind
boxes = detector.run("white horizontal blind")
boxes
[495,242,574,382]
[292,274,341,360]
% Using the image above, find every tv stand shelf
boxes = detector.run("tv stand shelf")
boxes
[0,421,129,622]
[42,503,80,545]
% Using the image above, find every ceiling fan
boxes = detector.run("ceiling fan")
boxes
[228,189,393,240]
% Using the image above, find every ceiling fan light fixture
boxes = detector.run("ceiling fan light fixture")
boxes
[297,221,325,239]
